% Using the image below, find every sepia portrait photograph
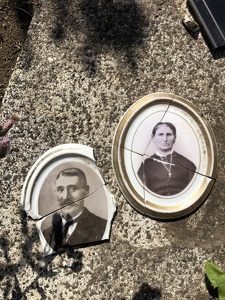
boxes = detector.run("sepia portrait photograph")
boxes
[35,158,115,254]
[126,109,199,198]
[136,119,198,197]
[37,159,107,217]
[20,144,117,256]
[22,144,116,256]
[113,93,217,218]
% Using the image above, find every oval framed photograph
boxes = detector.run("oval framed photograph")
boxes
[112,92,217,219]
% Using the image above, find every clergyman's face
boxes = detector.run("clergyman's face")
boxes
[153,125,176,152]
[55,174,89,216]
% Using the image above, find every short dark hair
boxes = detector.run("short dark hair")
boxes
[56,168,87,187]
[152,122,176,137]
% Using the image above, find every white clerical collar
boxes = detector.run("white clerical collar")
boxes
[155,149,173,157]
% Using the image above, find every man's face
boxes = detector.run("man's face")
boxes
[55,175,89,216]
[153,125,176,152]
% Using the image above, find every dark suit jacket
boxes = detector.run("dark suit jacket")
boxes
[41,208,107,251]
[138,151,196,196]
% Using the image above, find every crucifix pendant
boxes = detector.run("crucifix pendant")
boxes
[168,172,172,177]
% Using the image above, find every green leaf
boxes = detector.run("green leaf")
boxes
[205,262,225,288]
[217,275,225,300]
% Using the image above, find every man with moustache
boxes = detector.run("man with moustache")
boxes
[41,168,107,251]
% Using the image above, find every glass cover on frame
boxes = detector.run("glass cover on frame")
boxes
[112,92,217,219]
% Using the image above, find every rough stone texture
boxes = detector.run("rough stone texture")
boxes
[1,0,225,299]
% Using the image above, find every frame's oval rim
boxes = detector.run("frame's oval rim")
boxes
[112,92,218,220]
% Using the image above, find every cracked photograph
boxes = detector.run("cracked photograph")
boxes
[21,144,116,256]
[112,93,217,219]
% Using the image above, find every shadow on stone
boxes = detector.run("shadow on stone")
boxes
[51,0,71,41]
[132,282,161,300]
[14,0,34,29]
[80,0,148,73]
[80,0,147,49]
[0,209,83,299]
[50,0,149,74]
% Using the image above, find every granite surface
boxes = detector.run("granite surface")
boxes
[1,0,225,299]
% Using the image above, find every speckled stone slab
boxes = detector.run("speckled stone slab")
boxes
[1,0,225,299]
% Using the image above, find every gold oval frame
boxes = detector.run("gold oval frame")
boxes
[112,92,217,219]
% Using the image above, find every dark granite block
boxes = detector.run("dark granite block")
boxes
[188,0,225,49]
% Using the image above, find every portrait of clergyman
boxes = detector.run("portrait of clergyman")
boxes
[137,121,197,196]
[36,161,113,255]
